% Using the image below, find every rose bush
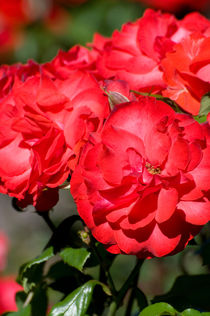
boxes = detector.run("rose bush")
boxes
[71,96,210,258]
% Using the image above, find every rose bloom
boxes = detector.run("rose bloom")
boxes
[0,277,22,314]
[0,60,41,100]
[92,9,210,113]
[134,0,209,13]
[93,9,210,112]
[161,32,210,115]
[71,96,210,258]
[0,66,109,210]
[43,45,99,81]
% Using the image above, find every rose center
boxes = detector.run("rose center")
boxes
[145,162,161,175]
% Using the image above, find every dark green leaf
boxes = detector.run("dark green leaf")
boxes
[3,305,31,316]
[153,275,210,311]
[139,302,177,316]
[199,93,210,116]
[47,261,91,294]
[18,247,54,292]
[20,247,54,275]
[45,215,83,252]
[49,280,111,316]
[60,247,90,271]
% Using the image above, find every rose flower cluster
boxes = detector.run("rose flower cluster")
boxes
[0,9,210,259]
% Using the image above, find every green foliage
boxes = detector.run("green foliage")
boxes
[139,303,210,316]
[59,247,90,271]
[3,305,31,316]
[139,302,177,316]
[199,93,210,116]
[48,280,110,316]
[17,247,54,292]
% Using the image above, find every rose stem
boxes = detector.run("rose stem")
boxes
[90,240,118,298]
[37,211,56,233]
[116,259,144,308]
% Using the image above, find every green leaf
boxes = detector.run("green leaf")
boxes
[181,309,210,316]
[49,280,111,316]
[3,305,31,316]
[153,275,210,311]
[47,261,91,294]
[60,247,90,271]
[45,215,83,252]
[199,93,210,116]
[20,247,54,277]
[193,115,207,123]
[18,247,54,292]
[181,309,201,316]
[139,302,177,316]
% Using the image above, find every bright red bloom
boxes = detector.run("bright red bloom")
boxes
[43,45,98,80]
[94,9,178,92]
[0,67,109,210]
[0,277,22,314]
[161,32,210,115]
[71,97,210,258]
[93,9,210,114]
[0,60,41,100]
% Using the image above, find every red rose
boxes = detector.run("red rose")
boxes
[43,45,98,80]
[0,60,41,100]
[94,9,178,92]
[0,68,109,210]
[161,33,210,115]
[71,96,210,258]
[93,9,210,115]
[0,277,22,314]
